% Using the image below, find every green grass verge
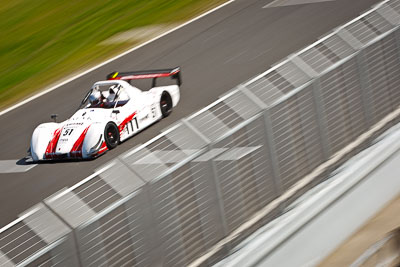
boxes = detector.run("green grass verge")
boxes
[0,0,227,110]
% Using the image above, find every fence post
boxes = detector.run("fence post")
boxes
[181,119,230,239]
[394,28,400,59]
[41,201,84,267]
[311,78,331,160]
[355,50,375,128]
[238,85,283,199]
[262,109,283,196]
[115,158,165,267]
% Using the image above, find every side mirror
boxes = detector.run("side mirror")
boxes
[112,110,120,114]
[51,114,58,122]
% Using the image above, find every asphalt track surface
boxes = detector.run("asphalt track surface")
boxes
[0,0,381,227]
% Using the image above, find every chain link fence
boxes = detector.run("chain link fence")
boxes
[2,0,400,266]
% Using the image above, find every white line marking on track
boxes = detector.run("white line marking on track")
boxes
[0,0,235,117]
[263,0,335,8]
[0,160,37,174]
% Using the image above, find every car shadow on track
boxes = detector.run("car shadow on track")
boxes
[16,157,35,165]
[15,156,95,165]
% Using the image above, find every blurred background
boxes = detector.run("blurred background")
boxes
[0,0,225,109]
[1,0,400,266]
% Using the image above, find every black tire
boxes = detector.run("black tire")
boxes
[104,122,119,149]
[160,91,173,117]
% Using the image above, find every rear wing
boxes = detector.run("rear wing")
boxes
[107,67,181,87]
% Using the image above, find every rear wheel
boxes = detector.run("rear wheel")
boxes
[160,91,173,117]
[104,122,119,149]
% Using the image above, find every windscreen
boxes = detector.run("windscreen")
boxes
[79,82,124,109]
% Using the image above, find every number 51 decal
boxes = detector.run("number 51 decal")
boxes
[63,129,74,136]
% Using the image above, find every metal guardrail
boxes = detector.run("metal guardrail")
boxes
[2,0,400,266]
[214,120,400,266]
[0,204,79,267]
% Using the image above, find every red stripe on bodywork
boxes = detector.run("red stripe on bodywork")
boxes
[97,141,108,155]
[70,126,90,158]
[44,128,62,159]
[118,112,137,132]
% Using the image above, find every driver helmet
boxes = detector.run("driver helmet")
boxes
[107,85,117,103]
[89,89,102,106]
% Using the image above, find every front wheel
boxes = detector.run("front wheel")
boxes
[104,122,119,149]
[160,91,173,117]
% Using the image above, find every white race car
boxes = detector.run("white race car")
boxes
[30,67,181,161]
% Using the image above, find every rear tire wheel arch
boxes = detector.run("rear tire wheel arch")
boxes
[104,122,120,149]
